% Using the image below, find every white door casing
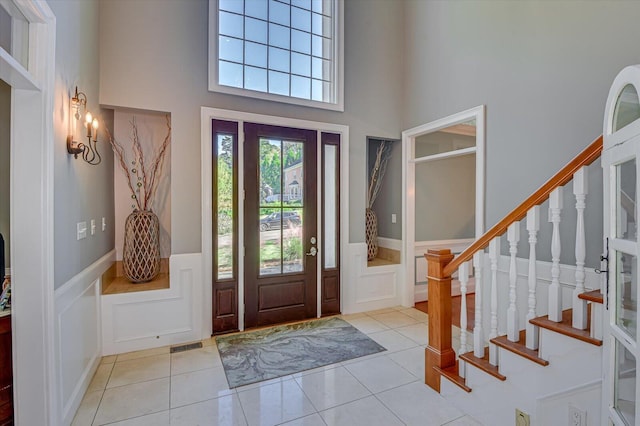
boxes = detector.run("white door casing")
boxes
[201,108,349,333]
[401,105,486,306]
[0,0,57,424]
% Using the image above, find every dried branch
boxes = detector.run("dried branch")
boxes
[367,140,392,208]
[105,125,142,210]
[106,115,171,212]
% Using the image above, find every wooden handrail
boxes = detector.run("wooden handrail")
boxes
[443,135,603,277]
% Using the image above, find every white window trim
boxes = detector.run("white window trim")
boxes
[207,0,344,112]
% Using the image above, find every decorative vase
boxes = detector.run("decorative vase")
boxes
[123,210,161,283]
[365,208,378,261]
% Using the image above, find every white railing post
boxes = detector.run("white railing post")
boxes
[507,222,520,342]
[573,167,588,330]
[459,261,470,356]
[489,237,500,366]
[526,206,540,350]
[548,187,563,322]
[473,251,485,359]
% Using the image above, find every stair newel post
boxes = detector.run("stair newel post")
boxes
[425,249,456,392]
[459,261,470,356]
[526,206,540,350]
[488,237,500,366]
[548,187,564,322]
[573,167,588,330]
[473,251,485,359]
[507,222,520,342]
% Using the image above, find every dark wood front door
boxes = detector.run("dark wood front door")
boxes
[244,123,318,328]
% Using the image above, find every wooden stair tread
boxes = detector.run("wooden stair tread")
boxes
[530,309,602,346]
[459,347,506,381]
[435,361,471,393]
[491,330,549,366]
[578,289,604,304]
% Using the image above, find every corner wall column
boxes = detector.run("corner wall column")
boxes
[425,249,455,392]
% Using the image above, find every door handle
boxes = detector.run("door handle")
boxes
[306,247,317,257]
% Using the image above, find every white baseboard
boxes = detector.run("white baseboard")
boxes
[101,253,204,355]
[377,237,402,251]
[54,249,114,426]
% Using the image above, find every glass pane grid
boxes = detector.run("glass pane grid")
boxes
[259,138,304,276]
[218,0,334,102]
[616,159,637,241]
[614,339,636,426]
[615,251,638,340]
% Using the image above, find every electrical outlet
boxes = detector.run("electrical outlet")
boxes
[77,222,87,240]
[516,409,530,426]
[569,405,586,426]
[90,219,96,235]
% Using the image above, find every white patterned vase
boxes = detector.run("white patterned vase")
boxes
[123,210,161,283]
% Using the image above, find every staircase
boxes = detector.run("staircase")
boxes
[424,136,605,425]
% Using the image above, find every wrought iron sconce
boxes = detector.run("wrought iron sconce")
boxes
[67,86,101,165]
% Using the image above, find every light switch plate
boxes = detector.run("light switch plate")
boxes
[90,219,96,235]
[102,217,106,231]
[77,222,87,240]
[391,213,397,224]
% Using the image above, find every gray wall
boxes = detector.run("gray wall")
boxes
[0,80,8,268]
[50,0,115,288]
[98,0,405,250]
[368,138,401,240]
[414,132,476,242]
[403,0,640,267]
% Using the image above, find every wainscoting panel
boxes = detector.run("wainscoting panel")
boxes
[54,250,113,426]
[101,253,204,356]
[342,243,401,314]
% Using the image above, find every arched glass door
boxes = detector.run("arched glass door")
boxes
[602,67,640,426]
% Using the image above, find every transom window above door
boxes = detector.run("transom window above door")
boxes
[208,0,344,111]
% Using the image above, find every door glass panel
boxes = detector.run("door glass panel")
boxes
[614,340,636,425]
[614,84,640,133]
[283,141,303,207]
[616,159,637,241]
[283,208,303,273]
[616,251,637,339]
[260,138,282,203]
[259,139,304,276]
[260,208,282,275]
[216,134,235,280]
[324,144,337,268]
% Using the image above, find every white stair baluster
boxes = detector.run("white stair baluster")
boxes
[526,206,540,350]
[459,261,470,356]
[489,237,500,365]
[573,167,588,330]
[473,251,485,359]
[507,222,520,342]
[548,187,563,322]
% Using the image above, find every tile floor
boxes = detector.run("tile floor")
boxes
[72,306,482,426]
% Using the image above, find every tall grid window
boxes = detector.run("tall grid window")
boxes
[210,0,343,111]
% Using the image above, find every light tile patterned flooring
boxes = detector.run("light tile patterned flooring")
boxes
[72,306,482,426]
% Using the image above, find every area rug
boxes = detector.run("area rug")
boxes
[216,317,386,388]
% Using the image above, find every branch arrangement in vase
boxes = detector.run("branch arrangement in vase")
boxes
[105,115,171,211]
[367,140,392,208]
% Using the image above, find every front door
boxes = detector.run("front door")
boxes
[243,123,318,328]
[602,69,640,426]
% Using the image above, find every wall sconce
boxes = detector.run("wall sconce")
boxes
[67,86,101,165]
